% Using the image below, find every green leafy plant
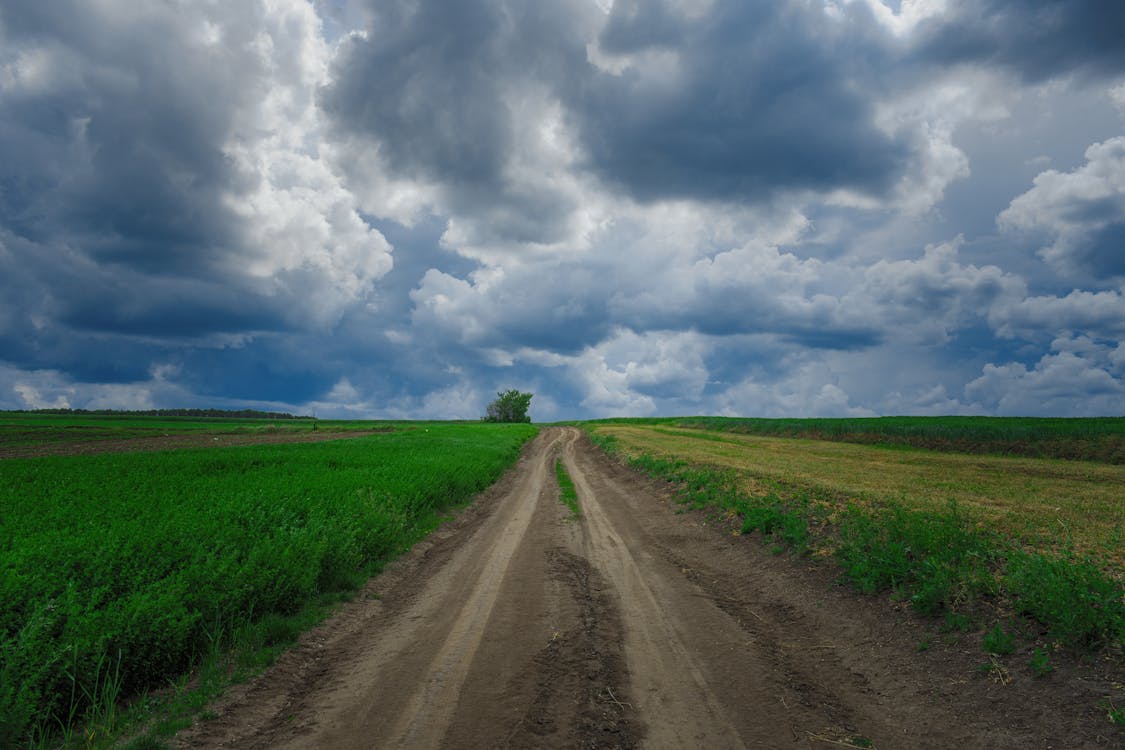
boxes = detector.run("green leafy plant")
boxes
[1028,647,1053,677]
[1005,549,1125,648]
[982,624,1016,656]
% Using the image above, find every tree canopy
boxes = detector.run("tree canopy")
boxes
[483,389,533,423]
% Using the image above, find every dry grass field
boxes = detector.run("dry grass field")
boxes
[592,425,1125,567]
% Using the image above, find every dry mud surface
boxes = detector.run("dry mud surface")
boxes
[175,428,1121,749]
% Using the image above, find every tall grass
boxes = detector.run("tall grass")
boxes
[0,423,537,747]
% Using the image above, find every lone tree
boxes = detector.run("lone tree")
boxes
[483,389,533,423]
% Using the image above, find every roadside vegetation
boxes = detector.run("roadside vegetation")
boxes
[580,415,1125,463]
[0,420,537,748]
[584,422,1124,725]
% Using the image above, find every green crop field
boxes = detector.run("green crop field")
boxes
[0,421,537,747]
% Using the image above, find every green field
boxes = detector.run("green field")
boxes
[0,421,537,747]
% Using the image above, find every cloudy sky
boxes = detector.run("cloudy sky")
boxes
[1,0,1123,420]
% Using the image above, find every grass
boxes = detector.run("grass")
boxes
[577,415,1125,463]
[0,422,537,748]
[585,425,1124,654]
[555,459,580,519]
[589,425,1125,565]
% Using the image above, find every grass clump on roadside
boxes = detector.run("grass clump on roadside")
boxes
[555,459,581,518]
[0,422,537,748]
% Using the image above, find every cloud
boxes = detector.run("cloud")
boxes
[574,0,910,204]
[322,0,600,253]
[990,288,1125,341]
[1,0,1123,420]
[0,0,391,348]
[965,337,1125,416]
[998,137,1125,280]
[914,0,1125,82]
[855,237,1024,344]
[715,359,877,419]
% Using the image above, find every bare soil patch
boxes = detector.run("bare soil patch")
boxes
[174,428,1122,749]
[0,430,386,459]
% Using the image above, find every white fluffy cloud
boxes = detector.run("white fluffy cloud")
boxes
[999,136,1125,280]
[856,237,1025,344]
[965,337,1125,416]
[218,1,393,322]
[989,287,1125,340]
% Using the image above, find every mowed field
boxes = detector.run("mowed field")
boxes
[590,424,1125,565]
[0,417,537,747]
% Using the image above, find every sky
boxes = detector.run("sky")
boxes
[1,0,1123,421]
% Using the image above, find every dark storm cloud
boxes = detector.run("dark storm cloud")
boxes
[915,0,1125,81]
[1083,223,1125,277]
[575,0,909,202]
[0,3,242,268]
[326,0,910,221]
[321,0,596,247]
[322,0,588,179]
[322,1,513,186]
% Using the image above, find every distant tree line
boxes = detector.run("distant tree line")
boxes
[15,408,307,419]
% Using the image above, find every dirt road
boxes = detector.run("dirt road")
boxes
[177,428,1119,749]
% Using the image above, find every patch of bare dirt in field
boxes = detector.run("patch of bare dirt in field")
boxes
[0,430,386,459]
[175,427,1123,750]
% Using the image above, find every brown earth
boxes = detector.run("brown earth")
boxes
[174,427,1123,749]
[0,430,386,459]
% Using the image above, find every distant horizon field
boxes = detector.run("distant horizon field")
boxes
[573,415,1125,463]
[5,411,1125,461]
[0,413,460,449]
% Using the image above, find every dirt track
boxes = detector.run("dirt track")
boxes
[176,427,1120,749]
